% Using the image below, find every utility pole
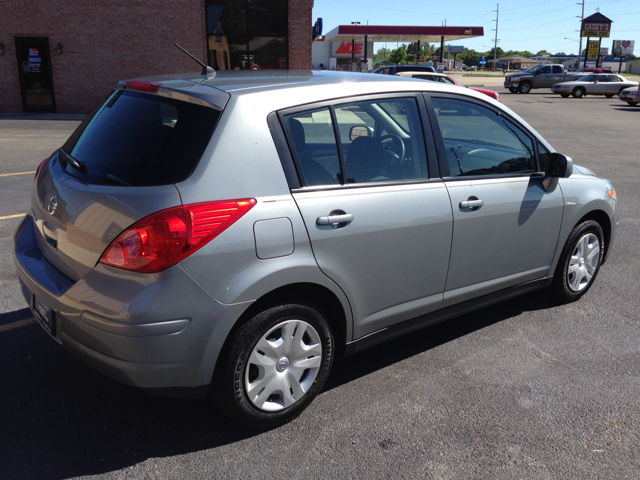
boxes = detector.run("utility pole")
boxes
[577,0,584,68]
[493,4,499,71]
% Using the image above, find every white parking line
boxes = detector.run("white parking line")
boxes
[0,214,26,220]
[0,317,36,332]
[0,171,35,177]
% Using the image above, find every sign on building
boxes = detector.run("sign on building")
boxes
[335,42,363,55]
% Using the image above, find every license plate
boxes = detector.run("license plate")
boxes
[32,296,55,336]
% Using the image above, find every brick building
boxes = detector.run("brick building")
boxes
[0,0,314,114]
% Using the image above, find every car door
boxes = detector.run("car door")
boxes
[537,65,554,87]
[425,94,564,307]
[609,75,625,95]
[550,65,565,85]
[588,75,607,94]
[282,95,453,339]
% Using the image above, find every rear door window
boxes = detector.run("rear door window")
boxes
[284,97,429,186]
[61,90,221,186]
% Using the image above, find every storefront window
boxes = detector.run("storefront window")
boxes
[206,0,288,70]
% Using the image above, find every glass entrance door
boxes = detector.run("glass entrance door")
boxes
[15,37,56,112]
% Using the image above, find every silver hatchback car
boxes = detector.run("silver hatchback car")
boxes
[14,70,618,429]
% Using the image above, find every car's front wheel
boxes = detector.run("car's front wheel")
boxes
[572,87,585,98]
[605,94,614,98]
[213,301,334,429]
[509,87,518,94]
[552,220,604,302]
[627,101,638,106]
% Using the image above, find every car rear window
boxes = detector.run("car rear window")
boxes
[61,90,221,186]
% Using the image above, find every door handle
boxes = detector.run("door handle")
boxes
[316,213,354,226]
[459,199,484,209]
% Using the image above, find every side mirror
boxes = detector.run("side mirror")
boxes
[542,153,572,192]
[546,152,573,178]
[349,125,373,141]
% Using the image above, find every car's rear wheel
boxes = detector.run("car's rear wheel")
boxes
[572,87,585,98]
[560,93,570,98]
[552,220,604,302]
[213,301,334,429]
[627,101,638,106]
[605,94,614,98]
[518,82,532,94]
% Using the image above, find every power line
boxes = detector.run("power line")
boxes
[500,16,576,31]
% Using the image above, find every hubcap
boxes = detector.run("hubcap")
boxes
[276,357,290,372]
[567,233,600,292]
[244,319,322,412]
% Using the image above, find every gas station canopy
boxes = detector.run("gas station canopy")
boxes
[324,25,484,43]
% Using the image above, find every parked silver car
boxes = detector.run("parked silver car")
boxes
[551,74,639,98]
[619,85,638,106]
[14,70,618,429]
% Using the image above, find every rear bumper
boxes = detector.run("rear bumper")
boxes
[13,215,249,390]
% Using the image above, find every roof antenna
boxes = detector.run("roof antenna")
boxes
[174,42,216,77]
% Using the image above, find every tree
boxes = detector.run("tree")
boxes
[489,47,504,59]
[555,52,566,55]
[462,48,480,67]
[375,47,391,60]
[388,46,407,65]
[536,50,549,55]
[406,41,430,58]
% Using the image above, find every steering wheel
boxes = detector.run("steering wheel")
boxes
[380,134,405,163]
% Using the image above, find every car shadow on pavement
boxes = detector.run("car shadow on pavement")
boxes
[611,107,640,112]
[324,290,558,392]
[0,291,558,480]
[0,319,253,480]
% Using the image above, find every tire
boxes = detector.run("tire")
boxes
[518,82,532,94]
[572,87,585,98]
[627,101,638,106]
[552,220,604,303]
[605,94,614,98]
[509,87,518,94]
[560,93,570,98]
[212,301,334,429]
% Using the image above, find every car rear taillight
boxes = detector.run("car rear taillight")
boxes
[34,158,48,183]
[125,81,161,93]
[100,199,257,273]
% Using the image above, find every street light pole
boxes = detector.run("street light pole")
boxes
[564,37,580,68]
[493,4,499,71]
[351,22,360,71]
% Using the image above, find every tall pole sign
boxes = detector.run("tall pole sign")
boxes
[580,12,612,68]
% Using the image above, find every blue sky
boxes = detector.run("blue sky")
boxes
[313,0,639,56]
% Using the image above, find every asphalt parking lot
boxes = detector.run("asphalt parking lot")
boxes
[1,85,639,479]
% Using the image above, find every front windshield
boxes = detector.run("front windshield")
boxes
[577,74,596,82]
[527,65,543,73]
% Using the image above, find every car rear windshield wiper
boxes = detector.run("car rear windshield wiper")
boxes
[59,149,88,173]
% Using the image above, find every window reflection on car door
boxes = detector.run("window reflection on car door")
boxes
[428,95,564,306]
